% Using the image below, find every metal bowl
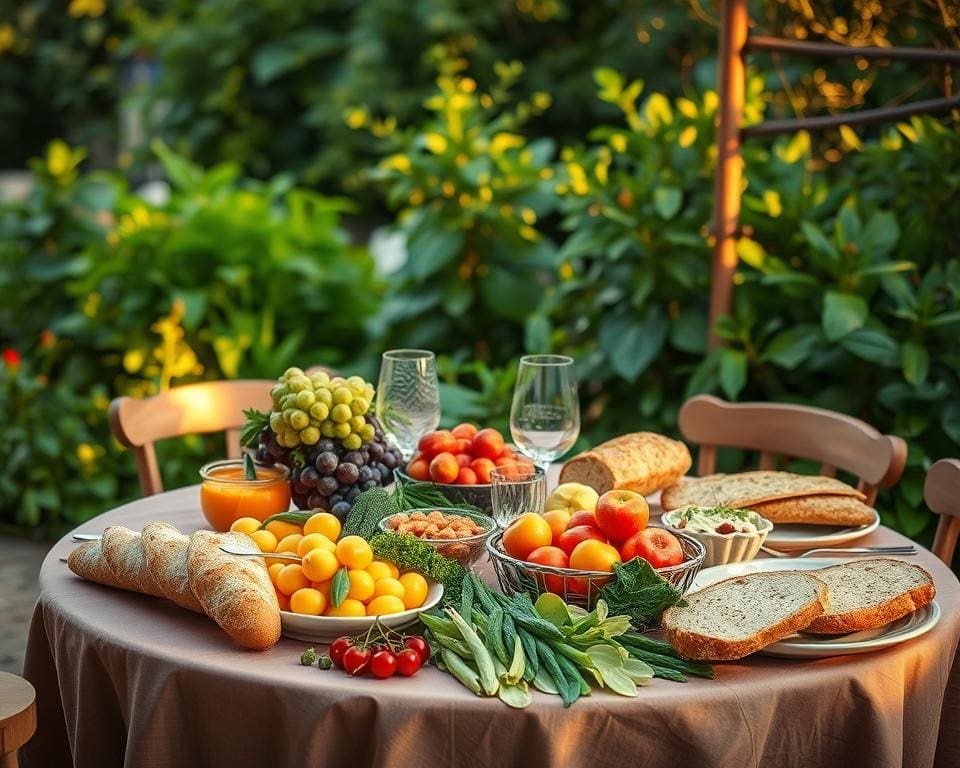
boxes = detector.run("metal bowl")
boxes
[378,507,496,567]
[393,469,494,515]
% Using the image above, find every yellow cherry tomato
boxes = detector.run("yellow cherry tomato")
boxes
[336,535,373,570]
[248,529,278,553]
[346,570,376,602]
[366,561,394,581]
[386,561,400,579]
[297,533,336,557]
[268,562,285,585]
[275,533,304,554]
[265,520,303,541]
[311,580,332,602]
[275,590,291,612]
[365,595,405,616]
[229,517,262,535]
[398,572,428,609]
[290,588,326,616]
[276,564,310,596]
[301,548,339,583]
[304,512,342,541]
[372,577,405,601]
[326,598,365,617]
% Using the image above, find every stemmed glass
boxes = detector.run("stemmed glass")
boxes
[509,355,580,477]
[375,349,441,461]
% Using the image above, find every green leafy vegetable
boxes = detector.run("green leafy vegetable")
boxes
[331,567,350,608]
[342,487,400,539]
[599,558,686,629]
[259,511,312,530]
[239,409,269,449]
[370,532,466,601]
[394,481,482,515]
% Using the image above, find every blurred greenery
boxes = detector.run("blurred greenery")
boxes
[0,0,958,539]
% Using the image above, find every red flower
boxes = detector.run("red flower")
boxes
[2,348,21,370]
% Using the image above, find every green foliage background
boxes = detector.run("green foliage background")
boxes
[0,0,958,539]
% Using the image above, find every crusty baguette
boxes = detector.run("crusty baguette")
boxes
[804,559,935,634]
[661,471,866,511]
[559,432,691,496]
[98,526,165,597]
[187,530,281,651]
[141,522,205,614]
[749,495,876,527]
[67,540,127,590]
[662,571,829,661]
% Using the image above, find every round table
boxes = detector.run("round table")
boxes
[23,486,960,768]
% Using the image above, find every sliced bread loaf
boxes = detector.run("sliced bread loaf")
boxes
[662,571,829,660]
[804,558,935,634]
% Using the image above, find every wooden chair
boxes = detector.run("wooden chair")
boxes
[678,394,907,505]
[0,672,36,768]
[926,459,960,566]
[109,380,275,496]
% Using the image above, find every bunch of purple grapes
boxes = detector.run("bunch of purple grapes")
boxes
[256,417,402,521]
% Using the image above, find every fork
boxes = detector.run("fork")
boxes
[760,544,917,558]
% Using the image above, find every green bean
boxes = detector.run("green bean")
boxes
[419,612,462,638]
[535,638,577,707]
[619,633,676,656]
[431,632,474,659]
[447,608,499,696]
[516,627,539,678]
[471,573,499,614]
[460,574,474,624]
[506,606,566,642]
[548,640,594,669]
[441,648,482,695]
[553,650,590,699]
[622,646,715,679]
[644,664,687,683]
[486,608,509,666]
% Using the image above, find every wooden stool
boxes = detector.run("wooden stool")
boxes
[0,673,36,768]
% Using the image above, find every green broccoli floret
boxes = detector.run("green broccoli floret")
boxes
[369,532,466,604]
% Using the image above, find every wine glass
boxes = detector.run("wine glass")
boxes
[375,349,441,461]
[490,464,547,528]
[509,354,580,477]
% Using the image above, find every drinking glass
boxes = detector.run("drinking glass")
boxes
[490,465,547,528]
[375,349,441,461]
[509,355,580,476]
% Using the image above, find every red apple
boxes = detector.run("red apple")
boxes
[557,525,607,557]
[567,509,598,529]
[621,528,684,569]
[595,490,650,544]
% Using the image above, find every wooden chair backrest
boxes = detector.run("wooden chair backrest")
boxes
[678,394,907,505]
[926,458,960,566]
[109,380,275,496]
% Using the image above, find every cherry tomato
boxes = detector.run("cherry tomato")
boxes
[404,635,430,664]
[395,648,423,677]
[330,636,353,669]
[369,649,398,679]
[342,645,371,676]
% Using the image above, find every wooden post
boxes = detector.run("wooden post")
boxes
[709,0,749,350]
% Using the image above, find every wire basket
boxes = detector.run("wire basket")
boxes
[486,528,706,613]
[379,507,496,567]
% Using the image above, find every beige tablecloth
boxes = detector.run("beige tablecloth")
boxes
[22,486,960,768]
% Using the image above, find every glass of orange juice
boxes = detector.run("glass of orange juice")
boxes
[199,459,291,531]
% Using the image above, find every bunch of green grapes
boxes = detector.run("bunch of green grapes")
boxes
[267,368,376,450]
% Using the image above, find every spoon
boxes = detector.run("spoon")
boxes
[218,543,300,561]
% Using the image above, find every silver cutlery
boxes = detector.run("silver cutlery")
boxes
[761,544,917,559]
[73,533,102,541]
[218,543,300,560]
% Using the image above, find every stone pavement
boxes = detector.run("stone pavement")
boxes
[0,537,51,675]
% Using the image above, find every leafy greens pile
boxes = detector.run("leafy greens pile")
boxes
[599,558,686,630]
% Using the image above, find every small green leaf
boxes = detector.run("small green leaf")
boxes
[331,567,350,608]
[534,593,570,628]
[822,291,868,341]
[719,349,747,399]
[901,339,929,386]
[942,400,960,444]
[841,328,900,367]
[762,325,819,369]
[653,187,682,220]
[244,453,257,480]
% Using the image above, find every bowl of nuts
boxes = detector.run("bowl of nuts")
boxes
[379,507,496,567]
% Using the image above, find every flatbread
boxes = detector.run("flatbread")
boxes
[749,495,876,527]
[660,471,866,510]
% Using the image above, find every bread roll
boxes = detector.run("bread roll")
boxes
[559,432,691,496]
[187,530,281,651]
[142,522,205,613]
[99,525,166,597]
[67,540,127,590]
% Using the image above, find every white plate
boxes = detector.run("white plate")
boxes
[280,581,444,643]
[690,558,940,658]
[763,507,880,551]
